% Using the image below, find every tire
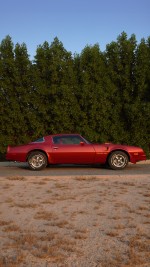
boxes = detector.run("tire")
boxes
[28,151,47,170]
[108,151,129,170]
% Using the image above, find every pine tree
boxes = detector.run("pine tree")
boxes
[33,37,80,134]
[105,32,138,144]
[0,34,149,158]
[74,44,115,142]
[14,42,42,141]
[0,36,36,156]
[0,36,18,151]
[132,37,150,155]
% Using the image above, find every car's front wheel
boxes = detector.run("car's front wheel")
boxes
[28,151,47,170]
[108,151,129,170]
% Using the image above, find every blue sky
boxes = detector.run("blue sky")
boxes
[0,0,150,59]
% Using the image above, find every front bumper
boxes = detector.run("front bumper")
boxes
[130,152,147,164]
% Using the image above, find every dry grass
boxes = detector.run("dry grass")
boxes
[50,219,69,228]
[41,199,55,204]
[54,183,70,189]
[34,210,58,221]
[51,193,77,201]
[31,181,47,185]
[0,174,150,266]
[114,223,126,230]
[138,205,149,211]
[46,189,53,193]
[74,175,98,181]
[2,231,77,266]
[143,193,150,197]
[12,202,37,208]
[144,213,150,218]
[106,230,119,237]
[6,176,26,181]
[5,198,14,203]
[122,182,136,186]
[2,184,14,190]
[0,250,24,267]
[12,233,38,249]
[73,232,87,240]
[3,224,20,232]
[0,220,12,226]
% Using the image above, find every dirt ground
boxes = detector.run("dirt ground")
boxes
[0,172,150,267]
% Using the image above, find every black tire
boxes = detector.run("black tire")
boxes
[108,151,129,170]
[28,151,47,170]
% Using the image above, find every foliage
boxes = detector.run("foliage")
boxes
[0,33,150,159]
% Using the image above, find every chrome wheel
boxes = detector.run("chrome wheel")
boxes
[28,151,47,170]
[108,151,128,170]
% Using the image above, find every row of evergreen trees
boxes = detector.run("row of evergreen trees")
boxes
[0,32,150,158]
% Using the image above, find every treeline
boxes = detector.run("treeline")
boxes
[0,32,150,158]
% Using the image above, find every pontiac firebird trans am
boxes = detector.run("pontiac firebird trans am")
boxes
[6,134,146,171]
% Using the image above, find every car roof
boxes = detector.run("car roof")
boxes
[50,133,80,137]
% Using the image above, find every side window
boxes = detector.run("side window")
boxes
[61,136,83,144]
[68,136,82,144]
[53,135,84,145]
[53,137,61,144]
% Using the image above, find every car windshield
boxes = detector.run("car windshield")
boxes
[82,136,91,144]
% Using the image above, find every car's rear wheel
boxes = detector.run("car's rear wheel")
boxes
[28,151,47,170]
[108,151,129,170]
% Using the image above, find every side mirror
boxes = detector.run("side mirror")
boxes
[80,142,85,146]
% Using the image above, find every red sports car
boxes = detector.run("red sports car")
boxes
[6,134,146,170]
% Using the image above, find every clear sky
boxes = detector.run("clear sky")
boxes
[0,0,150,59]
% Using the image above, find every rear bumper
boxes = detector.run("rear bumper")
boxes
[6,152,26,162]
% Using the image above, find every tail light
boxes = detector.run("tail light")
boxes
[7,145,10,153]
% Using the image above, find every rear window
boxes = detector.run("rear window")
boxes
[32,137,44,143]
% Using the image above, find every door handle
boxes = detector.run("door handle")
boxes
[53,147,58,149]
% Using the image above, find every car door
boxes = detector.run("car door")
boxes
[51,135,95,164]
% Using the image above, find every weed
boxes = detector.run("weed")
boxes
[54,183,70,189]
[31,181,47,185]
[9,232,38,248]
[51,220,69,228]
[106,230,119,237]
[0,220,12,226]
[143,193,150,197]
[5,198,13,203]
[73,233,87,240]
[13,202,37,208]
[6,176,26,181]
[41,199,55,204]
[46,189,52,193]
[122,182,136,186]
[75,176,98,181]
[114,224,126,230]
[138,205,149,211]
[34,210,58,221]
[0,250,24,267]
[3,224,20,232]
